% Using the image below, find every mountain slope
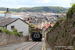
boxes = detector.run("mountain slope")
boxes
[0,6,67,13]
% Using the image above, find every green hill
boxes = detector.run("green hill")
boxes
[0,6,67,13]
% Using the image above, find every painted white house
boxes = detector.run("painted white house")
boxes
[0,8,29,36]
[0,18,29,36]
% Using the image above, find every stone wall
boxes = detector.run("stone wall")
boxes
[0,32,29,46]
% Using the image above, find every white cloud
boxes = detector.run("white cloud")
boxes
[0,5,31,8]
[0,0,72,8]
[43,0,51,3]
[33,0,52,3]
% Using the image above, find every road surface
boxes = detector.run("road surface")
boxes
[0,41,43,50]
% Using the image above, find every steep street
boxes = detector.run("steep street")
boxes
[0,41,43,50]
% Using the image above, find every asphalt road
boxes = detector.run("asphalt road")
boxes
[0,41,43,50]
[30,42,43,50]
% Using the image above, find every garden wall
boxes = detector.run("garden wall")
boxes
[0,32,29,46]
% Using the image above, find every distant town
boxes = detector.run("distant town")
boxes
[0,10,66,29]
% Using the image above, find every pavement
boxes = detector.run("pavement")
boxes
[0,42,31,50]
[0,38,52,50]
[30,42,43,50]
[42,38,52,50]
[16,42,39,50]
[0,40,43,50]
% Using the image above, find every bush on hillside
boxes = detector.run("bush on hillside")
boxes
[66,4,75,19]
[0,28,3,33]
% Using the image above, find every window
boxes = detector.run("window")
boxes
[11,26,14,29]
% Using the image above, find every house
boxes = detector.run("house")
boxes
[0,18,29,36]
[42,23,51,32]
[42,22,54,31]
[41,20,50,29]
[42,22,54,37]
[0,8,29,36]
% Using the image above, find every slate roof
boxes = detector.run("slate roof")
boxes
[0,18,28,26]
[0,17,5,23]
[42,22,54,31]
[0,18,17,26]
[0,17,5,21]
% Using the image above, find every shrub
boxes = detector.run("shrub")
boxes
[13,29,18,32]
[66,8,73,19]
[52,21,60,29]
[4,29,11,34]
[66,4,75,19]
[12,29,23,37]
[72,20,75,27]
[0,28,3,33]
[0,28,23,37]
[17,33,23,37]
[13,32,18,35]
[12,32,23,37]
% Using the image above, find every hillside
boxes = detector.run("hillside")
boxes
[46,4,75,50]
[0,6,67,13]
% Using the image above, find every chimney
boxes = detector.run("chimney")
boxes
[7,8,9,12]
[5,8,11,18]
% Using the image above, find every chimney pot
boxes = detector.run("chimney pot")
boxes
[7,8,9,12]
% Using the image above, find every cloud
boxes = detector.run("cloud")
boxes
[0,0,72,8]
[0,5,31,8]
[33,0,52,3]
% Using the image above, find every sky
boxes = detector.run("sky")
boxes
[0,0,73,8]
